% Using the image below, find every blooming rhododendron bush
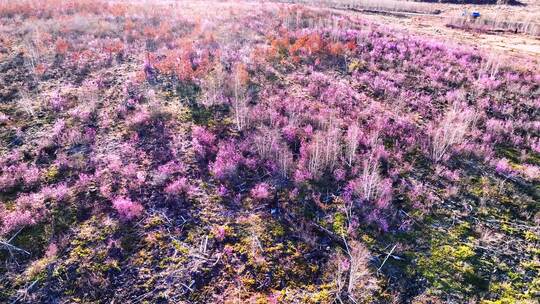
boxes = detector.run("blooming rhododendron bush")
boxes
[0,0,538,303]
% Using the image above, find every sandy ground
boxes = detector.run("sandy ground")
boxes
[363,12,540,66]
[384,0,538,66]
[305,0,540,68]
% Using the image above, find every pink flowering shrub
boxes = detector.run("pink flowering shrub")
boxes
[521,165,539,180]
[126,107,152,129]
[0,163,41,193]
[250,182,271,201]
[191,126,216,159]
[41,183,70,202]
[0,112,9,124]
[112,197,143,221]
[48,91,69,111]
[210,142,244,181]
[1,210,35,236]
[154,161,186,185]
[164,177,191,196]
[0,191,47,236]
[494,158,512,175]
[212,225,227,242]
[75,173,94,191]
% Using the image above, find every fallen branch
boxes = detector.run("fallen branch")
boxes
[10,279,38,304]
[1,229,31,257]
[0,240,31,256]
[377,244,397,272]
[180,281,194,293]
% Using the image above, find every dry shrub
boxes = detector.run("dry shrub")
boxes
[329,240,379,303]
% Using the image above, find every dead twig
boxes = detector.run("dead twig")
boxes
[180,281,194,293]
[10,279,38,304]
[1,229,31,257]
[377,244,397,273]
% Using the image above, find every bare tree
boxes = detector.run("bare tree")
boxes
[345,123,360,167]
[479,54,501,79]
[342,239,379,303]
[201,62,226,107]
[308,127,341,179]
[232,63,249,131]
[431,104,477,163]
[359,155,382,202]
[253,128,293,177]
[18,90,35,117]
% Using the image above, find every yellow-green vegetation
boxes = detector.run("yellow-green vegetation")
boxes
[51,216,120,278]
[332,212,347,236]
[523,230,538,242]
[495,146,540,167]
[43,164,60,182]
[231,215,319,292]
[305,285,333,304]
[416,222,488,295]
[482,277,540,304]
[274,284,334,304]
[19,251,56,283]
[347,58,366,73]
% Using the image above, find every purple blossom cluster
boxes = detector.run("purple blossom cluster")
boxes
[112,197,143,221]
